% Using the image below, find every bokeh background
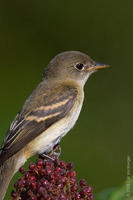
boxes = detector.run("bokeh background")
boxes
[0,0,132,199]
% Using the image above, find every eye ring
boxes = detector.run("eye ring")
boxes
[75,63,84,71]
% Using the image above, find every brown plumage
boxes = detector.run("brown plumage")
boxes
[0,84,78,165]
[0,51,108,200]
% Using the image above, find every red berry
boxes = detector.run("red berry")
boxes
[61,177,67,184]
[30,176,36,182]
[60,160,66,168]
[69,177,76,185]
[11,191,17,198]
[29,163,36,170]
[57,183,63,189]
[30,195,37,200]
[66,162,74,170]
[54,167,61,173]
[75,191,81,198]
[39,186,45,195]
[54,157,60,166]
[86,186,93,193]
[36,181,41,189]
[30,182,36,189]
[42,179,50,188]
[38,168,45,175]
[40,198,45,200]
[25,171,30,179]
[37,159,44,168]
[79,179,86,187]
[53,172,60,179]
[59,192,66,199]
[17,178,25,188]
[80,188,86,196]
[68,170,76,178]
[19,167,25,174]
[71,184,78,192]
[89,193,94,199]
[46,167,52,175]
[46,197,51,200]
[60,169,66,176]
[14,182,18,188]
[40,197,45,200]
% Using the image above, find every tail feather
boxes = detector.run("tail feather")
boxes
[0,157,16,200]
[0,149,26,200]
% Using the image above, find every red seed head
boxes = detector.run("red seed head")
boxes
[11,145,93,200]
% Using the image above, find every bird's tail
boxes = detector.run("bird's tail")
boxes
[0,150,26,200]
[0,157,16,200]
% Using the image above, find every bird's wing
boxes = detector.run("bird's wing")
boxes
[0,84,78,165]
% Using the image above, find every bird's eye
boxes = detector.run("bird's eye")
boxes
[75,63,84,71]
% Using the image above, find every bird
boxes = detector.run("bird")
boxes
[0,51,108,199]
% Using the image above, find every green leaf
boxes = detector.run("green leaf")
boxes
[95,177,133,200]
[110,177,133,200]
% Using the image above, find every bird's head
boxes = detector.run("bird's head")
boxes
[43,51,109,87]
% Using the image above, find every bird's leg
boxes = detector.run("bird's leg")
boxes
[40,153,55,161]
[40,144,61,161]
[49,144,61,158]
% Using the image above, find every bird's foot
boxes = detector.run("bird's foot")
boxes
[40,153,55,161]
[40,144,61,162]
[50,144,61,158]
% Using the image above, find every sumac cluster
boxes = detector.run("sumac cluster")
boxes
[11,148,93,200]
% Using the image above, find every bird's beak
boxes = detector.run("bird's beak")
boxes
[87,62,109,72]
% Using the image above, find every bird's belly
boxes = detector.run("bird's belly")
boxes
[39,98,83,154]
[25,96,83,158]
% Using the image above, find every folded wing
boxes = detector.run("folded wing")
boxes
[0,84,77,165]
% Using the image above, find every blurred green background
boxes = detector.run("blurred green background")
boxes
[0,0,132,199]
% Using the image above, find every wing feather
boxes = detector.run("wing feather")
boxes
[0,84,77,165]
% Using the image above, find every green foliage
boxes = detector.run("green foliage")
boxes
[95,177,133,200]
